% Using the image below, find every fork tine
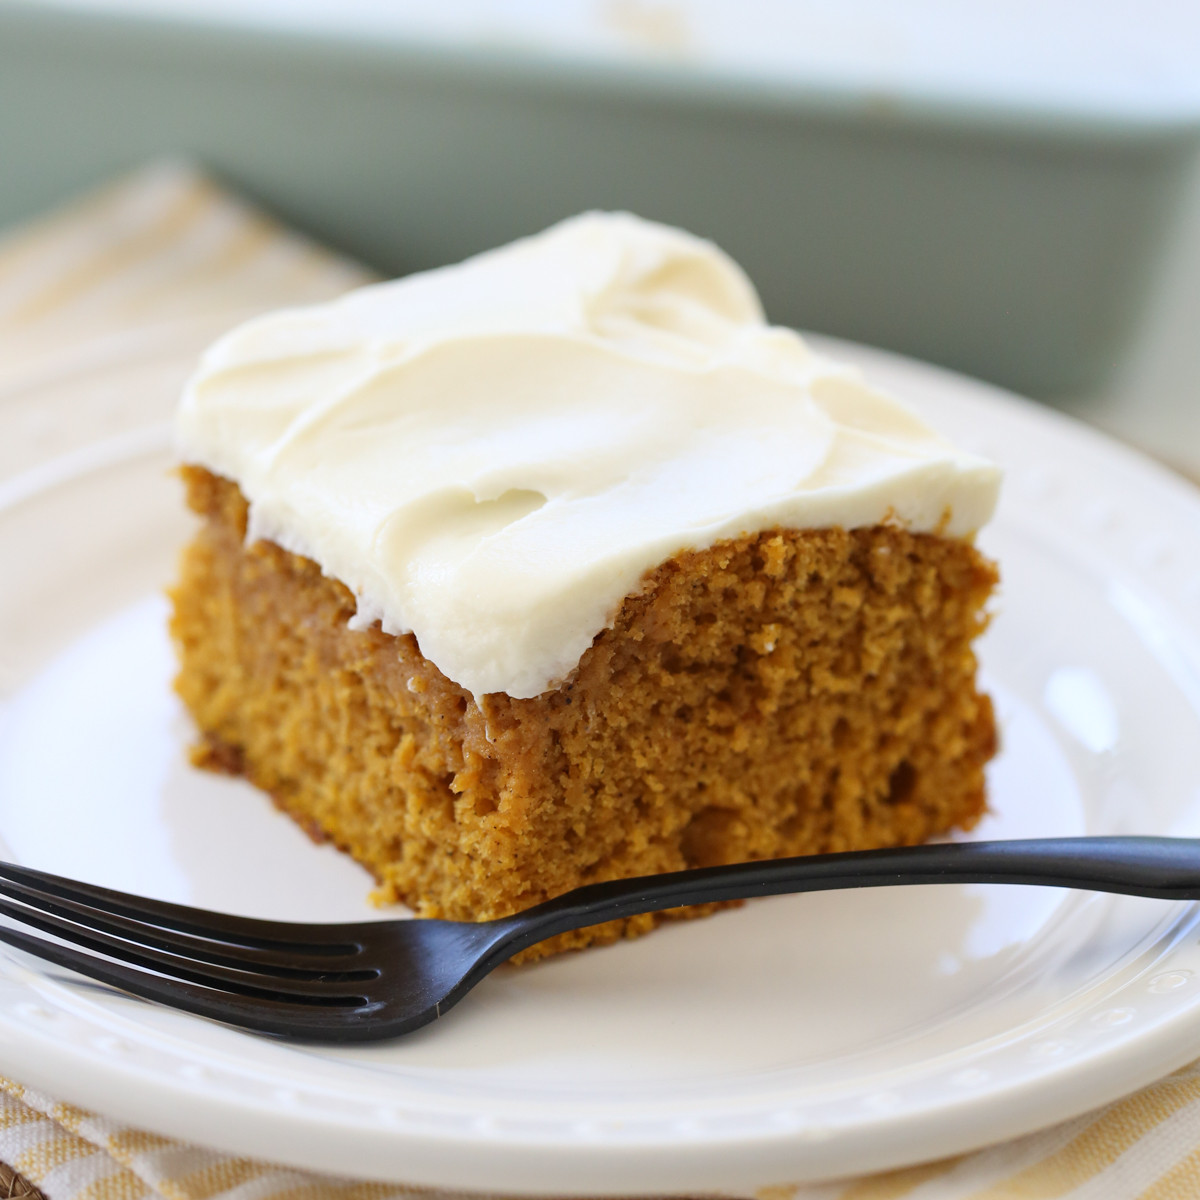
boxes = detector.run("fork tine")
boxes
[0,875,370,979]
[0,896,372,1001]
[0,861,354,950]
[0,924,388,1040]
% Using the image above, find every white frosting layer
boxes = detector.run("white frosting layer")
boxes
[176,212,1001,700]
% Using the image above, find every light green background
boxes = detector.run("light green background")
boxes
[1,0,1198,400]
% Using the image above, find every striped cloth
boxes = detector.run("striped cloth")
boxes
[3,164,1200,1200]
[0,160,371,375]
[0,161,375,482]
[5,1065,1200,1200]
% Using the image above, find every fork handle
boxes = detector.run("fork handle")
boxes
[499,837,1200,956]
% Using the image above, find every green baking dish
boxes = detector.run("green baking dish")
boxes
[1,0,1197,398]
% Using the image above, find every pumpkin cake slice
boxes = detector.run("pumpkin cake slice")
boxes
[170,212,1000,960]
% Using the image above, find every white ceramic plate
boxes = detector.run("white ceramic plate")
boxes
[3,337,1200,1197]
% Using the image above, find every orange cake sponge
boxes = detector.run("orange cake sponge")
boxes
[171,466,997,960]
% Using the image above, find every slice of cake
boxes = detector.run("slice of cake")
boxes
[170,213,1000,960]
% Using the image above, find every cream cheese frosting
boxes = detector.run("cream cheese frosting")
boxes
[176,212,1001,700]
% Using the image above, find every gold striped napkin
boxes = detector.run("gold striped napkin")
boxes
[6,1063,1200,1200]
[0,161,375,481]
[3,164,1200,1200]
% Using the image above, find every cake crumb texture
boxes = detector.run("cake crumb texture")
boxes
[171,467,997,960]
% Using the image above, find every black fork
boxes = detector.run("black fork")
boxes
[3,836,1200,1043]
